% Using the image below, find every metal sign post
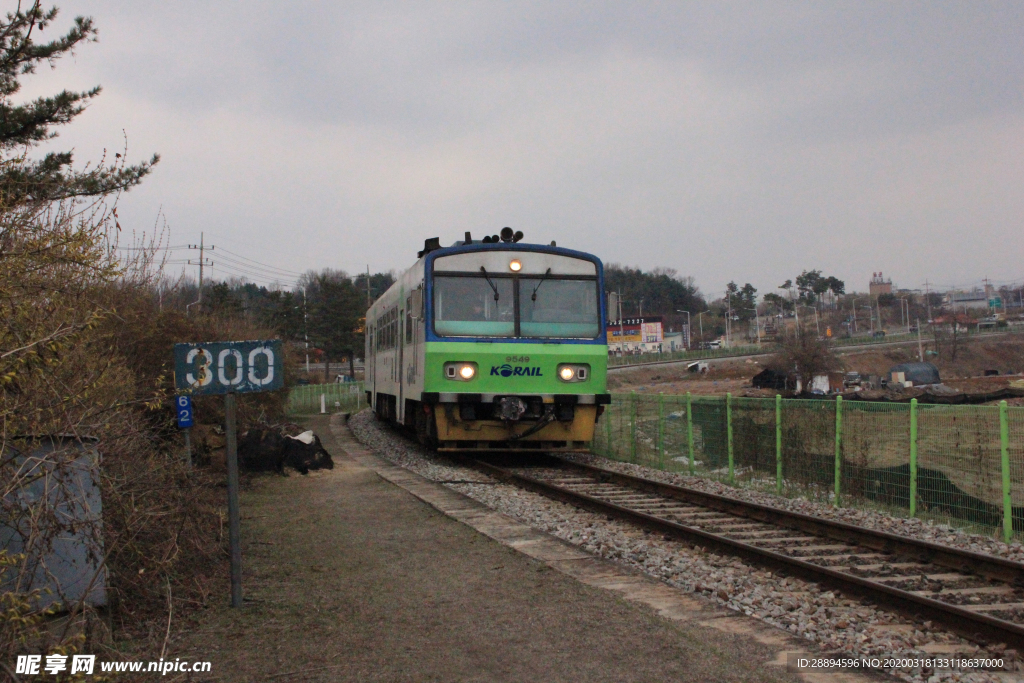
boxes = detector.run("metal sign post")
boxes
[174,340,282,608]
[224,391,242,607]
[176,395,194,469]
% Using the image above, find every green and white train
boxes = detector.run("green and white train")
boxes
[365,228,610,451]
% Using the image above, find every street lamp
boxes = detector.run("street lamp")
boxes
[798,304,820,338]
[696,309,712,347]
[862,305,875,333]
[675,310,691,349]
[744,308,762,344]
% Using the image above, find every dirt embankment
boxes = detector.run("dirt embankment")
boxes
[611,335,1024,401]
[608,358,765,396]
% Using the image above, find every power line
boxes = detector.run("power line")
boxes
[215,246,305,277]
[209,263,298,289]
[209,258,296,282]
[213,252,304,280]
[116,245,189,251]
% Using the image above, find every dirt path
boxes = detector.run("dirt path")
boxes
[174,414,800,682]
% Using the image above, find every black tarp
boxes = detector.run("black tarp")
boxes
[889,362,941,385]
[752,368,790,390]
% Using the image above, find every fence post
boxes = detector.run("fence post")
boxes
[909,398,918,517]
[686,392,695,475]
[630,391,638,463]
[1001,400,1013,544]
[657,393,665,469]
[834,395,843,507]
[726,392,734,484]
[775,394,782,495]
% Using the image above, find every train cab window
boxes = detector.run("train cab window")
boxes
[519,278,600,338]
[433,276,514,337]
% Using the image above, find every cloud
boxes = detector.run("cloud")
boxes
[17,1,1024,296]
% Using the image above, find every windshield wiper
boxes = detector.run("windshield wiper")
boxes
[531,268,552,301]
[479,266,500,301]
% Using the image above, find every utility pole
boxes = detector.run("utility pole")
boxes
[366,265,371,307]
[618,292,625,354]
[186,232,214,316]
[303,286,310,374]
[746,308,762,345]
[916,318,924,361]
[726,289,732,347]
[676,310,691,350]
[923,280,933,322]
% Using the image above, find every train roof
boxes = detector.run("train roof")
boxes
[418,237,602,268]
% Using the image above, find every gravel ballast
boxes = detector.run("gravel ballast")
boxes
[348,410,1020,682]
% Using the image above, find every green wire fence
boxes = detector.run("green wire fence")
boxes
[286,382,365,415]
[592,392,1024,543]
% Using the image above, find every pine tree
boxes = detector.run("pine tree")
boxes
[0,2,157,205]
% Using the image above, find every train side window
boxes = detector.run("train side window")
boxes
[405,298,413,344]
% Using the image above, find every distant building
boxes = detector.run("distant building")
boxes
[608,316,664,353]
[946,289,989,310]
[659,327,692,352]
[869,272,892,297]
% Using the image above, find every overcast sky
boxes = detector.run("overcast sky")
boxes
[22,1,1024,299]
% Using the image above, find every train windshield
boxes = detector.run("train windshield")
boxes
[433,276,515,337]
[519,278,600,338]
[432,275,599,339]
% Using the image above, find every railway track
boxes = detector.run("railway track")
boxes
[459,454,1024,652]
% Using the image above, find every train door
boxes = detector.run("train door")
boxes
[397,307,404,422]
[375,312,383,411]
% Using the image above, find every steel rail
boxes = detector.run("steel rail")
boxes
[555,458,1024,587]
[461,455,1024,651]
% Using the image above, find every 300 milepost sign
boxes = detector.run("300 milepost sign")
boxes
[174,340,283,395]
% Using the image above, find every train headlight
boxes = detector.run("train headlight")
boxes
[557,364,590,382]
[444,362,477,381]
[509,259,522,272]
